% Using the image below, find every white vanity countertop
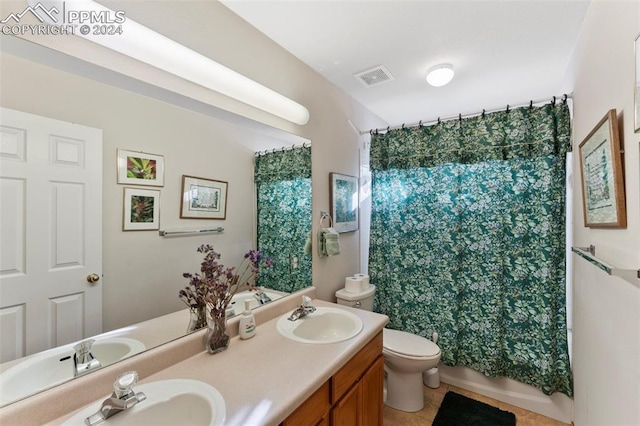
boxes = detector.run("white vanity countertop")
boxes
[136,299,388,426]
[0,288,388,426]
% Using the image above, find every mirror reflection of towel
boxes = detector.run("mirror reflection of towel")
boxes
[318,227,340,257]
[304,231,312,255]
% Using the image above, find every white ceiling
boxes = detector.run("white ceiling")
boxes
[220,0,591,128]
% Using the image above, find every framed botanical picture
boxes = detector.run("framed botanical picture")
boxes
[330,172,359,233]
[117,149,165,187]
[578,109,627,228]
[123,187,160,231]
[180,175,228,219]
[635,33,640,133]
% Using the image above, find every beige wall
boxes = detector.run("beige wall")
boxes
[565,1,640,424]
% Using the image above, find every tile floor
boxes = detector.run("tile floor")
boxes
[383,382,571,426]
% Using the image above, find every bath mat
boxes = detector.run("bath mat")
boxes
[432,391,516,426]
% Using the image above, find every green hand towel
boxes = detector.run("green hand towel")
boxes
[318,227,340,257]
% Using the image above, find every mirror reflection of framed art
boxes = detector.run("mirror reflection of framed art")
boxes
[180,175,228,220]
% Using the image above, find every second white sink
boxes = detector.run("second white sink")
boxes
[62,379,225,425]
[276,306,363,344]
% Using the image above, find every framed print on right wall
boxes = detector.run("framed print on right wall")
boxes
[578,109,627,228]
[330,172,359,233]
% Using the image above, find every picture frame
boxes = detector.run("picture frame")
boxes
[578,109,626,228]
[123,187,160,231]
[330,172,359,233]
[635,33,640,133]
[117,149,165,187]
[180,175,228,220]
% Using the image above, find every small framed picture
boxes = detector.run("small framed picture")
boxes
[578,109,626,228]
[180,175,228,220]
[123,187,160,231]
[117,149,165,187]
[330,172,359,233]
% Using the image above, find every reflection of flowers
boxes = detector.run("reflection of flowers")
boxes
[127,156,156,180]
[130,196,154,222]
[179,244,273,318]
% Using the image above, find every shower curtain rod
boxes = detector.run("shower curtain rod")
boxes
[255,141,311,156]
[366,93,573,135]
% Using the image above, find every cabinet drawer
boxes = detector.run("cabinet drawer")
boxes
[282,380,331,426]
[331,331,383,403]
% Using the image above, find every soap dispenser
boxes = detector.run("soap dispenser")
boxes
[239,300,256,339]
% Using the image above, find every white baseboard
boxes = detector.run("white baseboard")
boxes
[438,364,573,424]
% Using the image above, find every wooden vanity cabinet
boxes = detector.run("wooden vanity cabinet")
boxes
[282,331,383,426]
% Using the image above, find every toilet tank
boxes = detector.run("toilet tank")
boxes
[335,285,376,311]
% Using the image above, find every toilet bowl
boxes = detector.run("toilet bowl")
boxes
[382,328,441,412]
[335,283,442,413]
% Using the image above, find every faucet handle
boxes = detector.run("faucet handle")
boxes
[113,371,139,398]
[302,295,313,307]
[73,339,95,356]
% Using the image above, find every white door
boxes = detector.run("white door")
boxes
[0,107,102,363]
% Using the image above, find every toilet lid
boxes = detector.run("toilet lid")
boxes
[383,328,440,358]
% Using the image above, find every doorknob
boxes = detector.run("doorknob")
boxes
[87,273,100,284]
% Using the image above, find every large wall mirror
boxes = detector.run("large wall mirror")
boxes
[0,35,312,406]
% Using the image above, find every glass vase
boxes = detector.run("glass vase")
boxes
[203,310,230,354]
[186,305,207,333]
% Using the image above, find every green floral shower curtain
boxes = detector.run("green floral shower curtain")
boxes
[255,146,312,293]
[369,103,573,396]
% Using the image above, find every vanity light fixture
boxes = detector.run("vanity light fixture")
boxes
[426,64,455,87]
[27,0,310,125]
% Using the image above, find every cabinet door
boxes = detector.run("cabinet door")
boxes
[331,380,362,426]
[283,381,330,426]
[361,356,384,426]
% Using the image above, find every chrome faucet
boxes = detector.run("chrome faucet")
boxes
[253,289,272,305]
[74,339,102,377]
[287,296,316,321]
[85,371,146,426]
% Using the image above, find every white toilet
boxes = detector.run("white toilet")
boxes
[336,284,441,412]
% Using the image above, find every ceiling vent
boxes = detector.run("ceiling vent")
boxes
[354,65,394,87]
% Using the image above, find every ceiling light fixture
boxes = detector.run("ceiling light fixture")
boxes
[28,0,310,125]
[426,64,455,87]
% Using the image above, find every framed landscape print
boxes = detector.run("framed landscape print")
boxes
[330,172,359,233]
[578,109,627,228]
[180,175,228,219]
[123,187,160,231]
[117,149,165,187]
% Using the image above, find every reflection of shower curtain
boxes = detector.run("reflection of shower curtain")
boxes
[369,103,573,397]
[254,146,312,293]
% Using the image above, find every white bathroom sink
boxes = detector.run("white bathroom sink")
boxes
[276,307,364,344]
[0,337,145,406]
[62,379,225,426]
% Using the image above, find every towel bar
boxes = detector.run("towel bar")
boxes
[571,246,639,284]
[159,227,224,237]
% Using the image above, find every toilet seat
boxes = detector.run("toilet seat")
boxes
[383,328,441,359]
